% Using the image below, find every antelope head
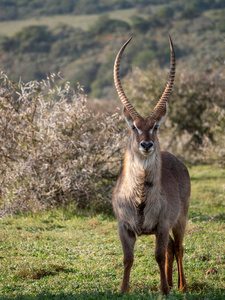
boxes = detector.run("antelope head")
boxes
[114,37,175,158]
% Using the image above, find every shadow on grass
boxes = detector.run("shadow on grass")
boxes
[1,287,225,300]
[0,291,155,300]
[12,264,77,281]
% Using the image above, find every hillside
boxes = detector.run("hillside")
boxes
[0,0,171,21]
[0,0,225,99]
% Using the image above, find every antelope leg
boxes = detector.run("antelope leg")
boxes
[118,223,136,294]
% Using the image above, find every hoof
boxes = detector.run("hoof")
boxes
[161,286,170,295]
[120,285,129,294]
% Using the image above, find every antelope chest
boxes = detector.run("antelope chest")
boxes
[135,185,161,236]
[114,179,161,236]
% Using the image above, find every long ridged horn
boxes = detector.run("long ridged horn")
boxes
[149,35,176,120]
[114,37,142,120]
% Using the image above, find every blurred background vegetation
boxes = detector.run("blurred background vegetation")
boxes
[0,0,224,214]
[1,0,225,97]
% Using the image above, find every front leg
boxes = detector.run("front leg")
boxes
[118,222,136,294]
[155,227,170,295]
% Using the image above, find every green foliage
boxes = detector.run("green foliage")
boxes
[15,25,52,53]
[218,20,225,32]
[0,0,225,22]
[180,0,225,19]
[89,14,130,35]
[181,6,201,20]
[2,25,52,53]
[51,25,95,60]
[0,0,178,21]
[90,53,115,97]
[0,2,225,97]
[0,23,98,82]
[132,49,156,69]
[154,6,174,20]
[217,9,225,32]
[130,15,150,33]
[71,59,100,94]
[185,0,225,11]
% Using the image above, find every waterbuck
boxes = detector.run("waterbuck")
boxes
[112,37,191,295]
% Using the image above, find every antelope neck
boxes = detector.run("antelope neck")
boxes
[125,147,161,193]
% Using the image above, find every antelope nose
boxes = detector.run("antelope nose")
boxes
[140,141,154,151]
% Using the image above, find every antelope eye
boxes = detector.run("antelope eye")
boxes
[154,124,159,131]
[132,125,136,130]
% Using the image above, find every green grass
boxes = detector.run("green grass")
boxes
[0,8,146,37]
[0,165,224,299]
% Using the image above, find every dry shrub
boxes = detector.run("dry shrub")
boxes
[0,72,125,217]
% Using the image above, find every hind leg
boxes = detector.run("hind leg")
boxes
[172,222,187,291]
[166,234,175,288]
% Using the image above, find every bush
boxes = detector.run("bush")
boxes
[90,53,115,97]
[217,14,225,32]
[181,7,201,20]
[132,49,155,69]
[154,6,174,20]
[88,14,130,35]
[130,15,150,33]
[13,25,53,53]
[0,72,125,217]
[124,67,225,164]
[70,59,100,94]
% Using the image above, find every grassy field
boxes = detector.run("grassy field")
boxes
[0,165,224,299]
[0,8,147,37]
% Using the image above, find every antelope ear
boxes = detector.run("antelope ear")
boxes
[123,106,133,127]
[156,103,168,127]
